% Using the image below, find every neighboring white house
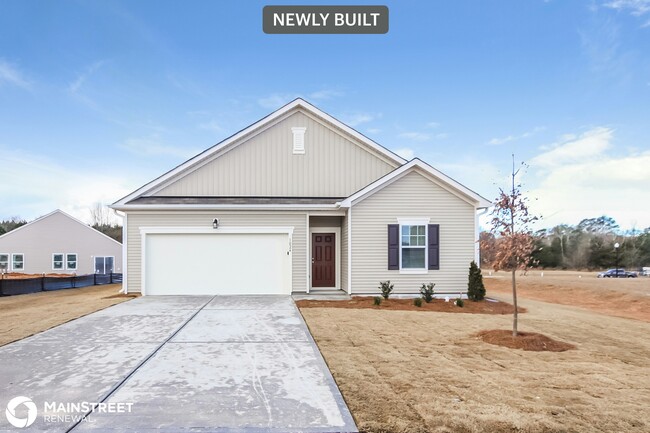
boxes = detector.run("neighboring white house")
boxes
[0,210,123,275]
[112,99,490,296]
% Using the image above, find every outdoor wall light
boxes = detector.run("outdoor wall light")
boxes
[212,218,220,229]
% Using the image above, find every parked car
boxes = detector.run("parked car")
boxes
[642,267,650,277]
[597,269,637,278]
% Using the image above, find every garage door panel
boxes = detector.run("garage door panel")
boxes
[145,233,291,295]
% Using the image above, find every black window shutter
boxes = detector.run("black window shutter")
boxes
[428,224,440,270]
[388,224,399,270]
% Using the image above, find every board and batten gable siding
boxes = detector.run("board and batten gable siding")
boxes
[125,211,307,293]
[0,211,122,275]
[350,170,476,294]
[151,110,397,197]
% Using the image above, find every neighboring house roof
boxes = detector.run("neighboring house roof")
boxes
[113,98,407,207]
[340,158,492,209]
[0,209,122,246]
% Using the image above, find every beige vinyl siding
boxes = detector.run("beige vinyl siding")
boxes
[126,211,307,293]
[341,213,349,291]
[0,211,122,275]
[350,170,475,294]
[153,110,396,197]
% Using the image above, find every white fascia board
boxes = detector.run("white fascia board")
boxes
[112,203,342,212]
[340,159,492,209]
[113,98,406,206]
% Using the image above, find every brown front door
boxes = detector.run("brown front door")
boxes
[312,233,335,287]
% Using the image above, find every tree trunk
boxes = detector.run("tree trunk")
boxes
[512,269,518,336]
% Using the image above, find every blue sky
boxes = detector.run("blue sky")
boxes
[1,0,649,230]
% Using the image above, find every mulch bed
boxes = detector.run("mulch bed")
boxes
[296,297,526,314]
[476,329,576,352]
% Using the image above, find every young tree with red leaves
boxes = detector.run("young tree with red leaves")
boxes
[484,155,538,336]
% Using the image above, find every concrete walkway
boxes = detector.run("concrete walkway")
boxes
[0,296,357,433]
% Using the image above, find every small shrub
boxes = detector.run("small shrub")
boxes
[414,298,423,307]
[467,260,486,301]
[420,283,435,303]
[455,298,464,308]
[373,296,382,306]
[378,280,394,299]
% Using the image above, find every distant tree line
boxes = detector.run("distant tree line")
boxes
[0,217,28,235]
[481,216,650,271]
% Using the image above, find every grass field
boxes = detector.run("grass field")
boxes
[300,270,650,433]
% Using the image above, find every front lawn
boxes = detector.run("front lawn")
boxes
[300,298,650,433]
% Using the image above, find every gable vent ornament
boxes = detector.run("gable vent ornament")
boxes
[291,127,306,154]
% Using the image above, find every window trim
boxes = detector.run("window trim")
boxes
[12,253,25,271]
[94,256,115,274]
[52,253,64,271]
[397,218,429,274]
[66,253,78,271]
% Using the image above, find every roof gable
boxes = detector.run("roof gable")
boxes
[114,99,406,206]
[0,209,122,246]
[340,159,492,209]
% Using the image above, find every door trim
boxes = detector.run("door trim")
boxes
[309,227,341,290]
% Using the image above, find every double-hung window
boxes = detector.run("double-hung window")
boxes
[53,253,64,270]
[0,254,8,271]
[66,253,78,271]
[401,223,427,270]
[12,253,24,271]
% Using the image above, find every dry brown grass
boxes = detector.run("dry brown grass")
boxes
[485,269,650,322]
[300,295,650,432]
[0,284,135,346]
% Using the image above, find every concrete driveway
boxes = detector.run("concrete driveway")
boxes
[0,296,357,433]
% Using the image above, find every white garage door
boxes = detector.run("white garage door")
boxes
[144,232,291,295]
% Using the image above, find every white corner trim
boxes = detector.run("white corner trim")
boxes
[347,207,352,294]
[292,126,306,154]
[121,212,128,294]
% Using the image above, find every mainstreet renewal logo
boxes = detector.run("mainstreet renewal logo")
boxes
[5,397,134,428]
[5,397,37,428]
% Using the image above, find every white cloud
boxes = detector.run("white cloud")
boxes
[366,128,382,135]
[604,0,650,16]
[528,127,650,230]
[398,131,430,142]
[0,59,31,90]
[119,136,200,159]
[0,148,137,223]
[487,126,545,146]
[531,127,612,167]
[426,121,440,129]
[68,60,107,94]
[198,119,223,132]
[343,112,380,127]
[394,147,415,159]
